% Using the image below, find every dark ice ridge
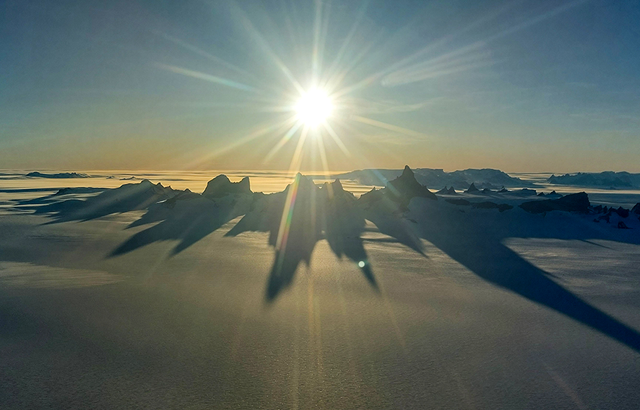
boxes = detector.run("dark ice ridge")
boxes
[26,171,91,179]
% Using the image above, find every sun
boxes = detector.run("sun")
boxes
[295,88,333,127]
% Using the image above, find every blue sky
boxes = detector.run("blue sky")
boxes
[1,0,639,172]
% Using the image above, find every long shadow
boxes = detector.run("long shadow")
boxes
[1,188,67,193]
[111,192,253,256]
[16,181,251,256]
[16,177,379,299]
[226,175,378,301]
[366,198,640,353]
[27,181,176,224]
[435,234,640,351]
[14,188,107,206]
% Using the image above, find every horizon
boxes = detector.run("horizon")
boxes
[2,167,640,176]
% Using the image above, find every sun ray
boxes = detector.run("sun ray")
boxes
[155,63,256,92]
[387,60,495,86]
[229,4,305,95]
[482,0,588,43]
[330,68,384,100]
[329,118,406,189]
[321,121,351,157]
[328,4,514,98]
[381,41,490,86]
[184,117,296,169]
[351,115,427,139]
[323,36,381,94]
[288,125,310,174]
[154,31,257,81]
[263,120,304,163]
[341,0,588,92]
[274,125,310,271]
[315,128,333,197]
[312,0,323,81]
[361,7,512,86]
[322,0,370,86]
[315,0,332,83]
[393,45,489,76]
[279,0,303,62]
[274,172,298,262]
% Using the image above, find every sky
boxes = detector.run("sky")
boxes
[1,0,639,173]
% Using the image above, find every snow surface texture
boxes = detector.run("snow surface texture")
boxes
[1,167,640,409]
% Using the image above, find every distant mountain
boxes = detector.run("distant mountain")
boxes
[373,165,437,206]
[465,183,479,193]
[336,168,533,190]
[548,172,640,188]
[26,171,90,179]
[436,186,456,195]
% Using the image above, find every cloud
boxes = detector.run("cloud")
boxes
[343,97,441,114]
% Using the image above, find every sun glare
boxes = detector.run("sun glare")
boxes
[295,88,333,127]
